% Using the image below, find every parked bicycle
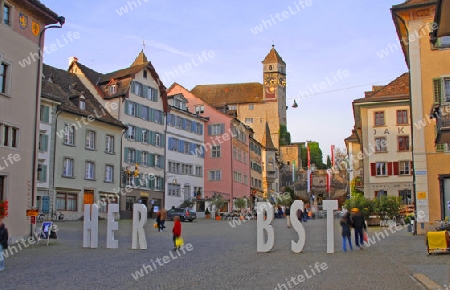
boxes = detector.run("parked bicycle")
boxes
[52,212,65,221]
[37,212,46,222]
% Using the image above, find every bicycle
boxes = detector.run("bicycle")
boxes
[37,212,46,222]
[52,212,65,221]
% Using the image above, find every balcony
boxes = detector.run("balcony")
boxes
[434,104,450,144]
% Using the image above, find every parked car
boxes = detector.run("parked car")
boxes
[167,208,196,222]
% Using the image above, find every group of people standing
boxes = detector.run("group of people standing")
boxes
[340,208,367,252]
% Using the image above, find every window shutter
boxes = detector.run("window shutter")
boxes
[149,131,155,145]
[124,147,129,162]
[148,153,155,167]
[168,137,173,150]
[160,134,165,148]
[159,177,164,191]
[199,124,203,135]
[136,104,142,118]
[208,125,212,135]
[143,85,148,98]
[182,118,186,130]
[43,134,49,152]
[387,162,393,175]
[220,123,225,134]
[136,150,142,164]
[149,176,155,189]
[124,100,129,115]
[370,163,376,176]
[167,113,172,125]
[160,156,165,169]
[192,121,197,133]
[179,140,184,151]
[433,78,443,104]
[393,162,399,175]
[44,106,50,123]
[134,177,140,187]
[135,127,142,142]
[437,143,445,152]
[130,81,135,94]
[149,108,154,121]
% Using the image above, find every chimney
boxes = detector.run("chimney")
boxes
[68,56,78,67]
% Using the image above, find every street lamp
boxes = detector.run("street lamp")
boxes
[31,16,65,236]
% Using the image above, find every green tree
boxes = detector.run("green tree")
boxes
[234,197,246,212]
[326,155,331,168]
[212,195,227,214]
[301,141,326,169]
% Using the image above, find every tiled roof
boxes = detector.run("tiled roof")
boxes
[261,122,276,150]
[354,73,410,103]
[344,130,359,143]
[262,45,286,65]
[25,0,59,24]
[42,64,126,128]
[392,0,436,8]
[71,51,169,113]
[190,83,264,106]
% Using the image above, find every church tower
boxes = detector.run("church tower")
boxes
[262,45,287,148]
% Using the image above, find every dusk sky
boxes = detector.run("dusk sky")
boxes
[40,0,408,160]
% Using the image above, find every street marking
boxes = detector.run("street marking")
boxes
[413,273,442,290]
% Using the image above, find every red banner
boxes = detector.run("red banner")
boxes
[331,145,335,167]
[307,146,311,169]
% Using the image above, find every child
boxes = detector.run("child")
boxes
[172,216,181,251]
[0,217,8,271]
[340,212,353,252]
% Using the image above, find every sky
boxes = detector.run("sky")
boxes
[40,0,408,160]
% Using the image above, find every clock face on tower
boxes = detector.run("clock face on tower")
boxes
[264,74,277,87]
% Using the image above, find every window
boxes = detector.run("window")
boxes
[227,105,237,110]
[63,124,75,145]
[245,118,253,124]
[248,104,254,110]
[195,105,204,114]
[168,184,181,197]
[3,4,10,25]
[56,193,77,211]
[126,196,136,211]
[195,166,203,177]
[128,101,136,116]
[211,146,221,158]
[376,162,387,176]
[105,135,114,154]
[127,126,136,140]
[398,136,410,151]
[433,78,450,104]
[40,105,50,123]
[38,132,48,152]
[141,129,148,143]
[374,111,385,126]
[0,176,4,200]
[155,133,161,147]
[99,194,117,213]
[0,61,9,94]
[79,99,85,110]
[399,161,410,175]
[133,82,142,96]
[63,158,74,177]
[209,170,221,180]
[233,147,237,159]
[105,165,114,182]
[126,148,136,164]
[85,161,95,180]
[155,155,162,169]
[141,106,149,120]
[434,36,450,49]
[446,79,450,103]
[374,137,387,152]
[109,84,117,95]
[37,162,47,182]
[209,123,224,135]
[85,130,96,150]
[399,189,412,205]
[244,175,248,185]
[396,110,408,125]
[143,70,147,78]
[141,151,148,166]
[375,190,387,199]
[1,123,18,148]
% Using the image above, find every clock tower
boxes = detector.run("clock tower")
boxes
[262,45,287,146]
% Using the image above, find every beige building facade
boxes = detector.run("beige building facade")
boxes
[0,0,60,240]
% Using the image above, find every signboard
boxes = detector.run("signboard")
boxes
[417,192,427,200]
[153,206,159,213]
[417,200,428,206]
[26,209,39,216]
[416,170,427,175]
[31,216,36,224]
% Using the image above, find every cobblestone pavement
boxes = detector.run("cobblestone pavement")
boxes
[1,216,449,290]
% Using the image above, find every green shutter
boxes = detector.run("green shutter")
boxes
[124,100,130,115]
[160,134,165,148]
[43,134,49,152]
[149,177,155,189]
[149,108,154,121]
[43,106,50,123]
[437,143,445,152]
[124,147,129,163]
[159,156,165,169]
[148,153,155,167]
[42,165,47,182]
[159,177,164,191]
[150,131,156,145]
[143,85,148,98]
[136,150,142,164]
[433,78,443,104]
[136,103,141,118]
[135,127,142,142]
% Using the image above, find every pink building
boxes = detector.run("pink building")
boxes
[168,83,252,211]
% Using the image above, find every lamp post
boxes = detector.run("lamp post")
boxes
[31,16,65,236]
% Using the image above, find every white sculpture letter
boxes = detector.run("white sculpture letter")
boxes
[132,204,147,250]
[106,204,119,249]
[290,200,306,253]
[257,202,274,252]
[83,204,99,248]
[323,200,338,253]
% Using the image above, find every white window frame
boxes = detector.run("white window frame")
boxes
[209,170,221,181]
[1,123,19,148]
[211,145,221,158]
[64,124,75,146]
[155,133,161,147]
[127,148,136,164]
[105,165,114,183]
[85,130,96,150]
[127,126,135,140]
[63,158,74,177]
[399,161,410,175]
[0,59,11,96]
[374,136,387,152]
[85,161,95,180]
[2,2,12,26]
[195,105,204,114]
[105,135,114,154]
[376,162,387,176]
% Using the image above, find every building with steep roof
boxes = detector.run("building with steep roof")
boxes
[351,73,413,201]
[261,122,281,196]
[191,45,287,149]
[392,0,450,233]
[41,64,126,220]
[69,51,169,218]
[0,0,61,240]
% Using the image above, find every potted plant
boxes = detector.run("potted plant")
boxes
[205,208,210,219]
[212,195,226,221]
[0,200,8,218]
[196,189,202,199]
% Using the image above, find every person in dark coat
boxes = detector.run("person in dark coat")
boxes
[0,217,8,271]
[340,212,353,252]
[351,208,366,249]
[297,209,303,223]
[285,206,291,228]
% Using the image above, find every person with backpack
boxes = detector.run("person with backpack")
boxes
[340,212,353,252]
[0,217,9,271]
[351,208,366,249]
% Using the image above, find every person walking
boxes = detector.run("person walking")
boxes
[172,216,182,251]
[0,217,9,271]
[156,208,162,232]
[340,212,353,252]
[285,206,291,228]
[351,208,366,249]
[159,208,167,232]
